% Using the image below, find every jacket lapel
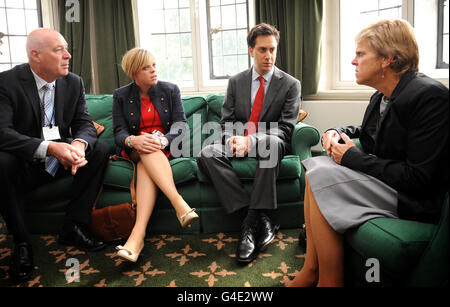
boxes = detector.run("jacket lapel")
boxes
[241,69,253,119]
[374,71,416,143]
[19,65,41,127]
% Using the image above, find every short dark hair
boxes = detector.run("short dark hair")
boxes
[247,23,280,48]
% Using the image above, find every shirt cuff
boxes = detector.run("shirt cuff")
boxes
[72,138,88,150]
[248,135,256,151]
[34,141,51,160]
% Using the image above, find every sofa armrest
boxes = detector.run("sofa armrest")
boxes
[291,122,320,162]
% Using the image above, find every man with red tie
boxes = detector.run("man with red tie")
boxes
[197,23,301,263]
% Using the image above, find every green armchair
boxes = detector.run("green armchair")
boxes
[340,140,449,287]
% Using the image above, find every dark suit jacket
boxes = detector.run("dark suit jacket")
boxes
[335,71,449,224]
[0,63,97,162]
[220,66,301,150]
[112,81,187,154]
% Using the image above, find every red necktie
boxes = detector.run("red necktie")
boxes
[245,76,265,136]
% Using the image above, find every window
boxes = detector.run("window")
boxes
[206,0,250,79]
[320,0,449,95]
[135,0,254,93]
[437,0,449,68]
[0,0,42,73]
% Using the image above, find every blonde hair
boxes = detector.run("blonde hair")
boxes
[355,19,419,76]
[121,48,155,79]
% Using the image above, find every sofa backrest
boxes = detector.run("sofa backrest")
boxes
[85,94,226,156]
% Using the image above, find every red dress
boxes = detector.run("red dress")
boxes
[122,97,170,158]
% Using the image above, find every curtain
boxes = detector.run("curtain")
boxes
[255,0,323,96]
[59,0,92,93]
[92,0,136,94]
[59,0,135,94]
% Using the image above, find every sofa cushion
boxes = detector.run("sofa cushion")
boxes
[206,94,225,124]
[103,158,198,191]
[85,95,115,147]
[181,96,207,157]
[197,155,302,183]
[345,218,436,278]
[170,158,198,185]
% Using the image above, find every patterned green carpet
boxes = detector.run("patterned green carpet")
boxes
[0,219,305,287]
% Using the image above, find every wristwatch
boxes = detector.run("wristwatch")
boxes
[160,137,168,149]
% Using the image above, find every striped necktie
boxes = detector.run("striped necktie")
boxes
[42,83,59,177]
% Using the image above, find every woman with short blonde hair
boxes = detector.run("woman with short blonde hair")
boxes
[355,19,419,76]
[112,48,199,263]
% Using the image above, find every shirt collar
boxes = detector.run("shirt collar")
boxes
[252,66,275,83]
[30,68,56,91]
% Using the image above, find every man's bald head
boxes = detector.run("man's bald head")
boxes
[26,28,65,59]
[26,28,71,82]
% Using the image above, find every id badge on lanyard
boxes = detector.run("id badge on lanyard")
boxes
[43,126,61,141]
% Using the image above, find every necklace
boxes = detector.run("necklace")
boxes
[142,98,152,112]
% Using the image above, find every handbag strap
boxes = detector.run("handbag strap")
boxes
[92,155,137,210]
[109,155,137,206]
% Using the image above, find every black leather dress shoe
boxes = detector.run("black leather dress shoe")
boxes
[9,242,34,284]
[257,214,280,251]
[236,224,259,263]
[58,223,106,252]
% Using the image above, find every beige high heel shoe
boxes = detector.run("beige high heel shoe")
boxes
[178,208,199,228]
[115,243,144,263]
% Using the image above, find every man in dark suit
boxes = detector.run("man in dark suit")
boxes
[197,24,301,263]
[0,29,110,283]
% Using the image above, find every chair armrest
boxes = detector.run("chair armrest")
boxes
[406,193,449,286]
[291,122,320,162]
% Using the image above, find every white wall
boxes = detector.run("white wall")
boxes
[302,100,369,152]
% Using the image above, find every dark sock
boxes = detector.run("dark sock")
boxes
[243,209,260,227]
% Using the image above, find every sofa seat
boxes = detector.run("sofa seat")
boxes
[197,155,301,182]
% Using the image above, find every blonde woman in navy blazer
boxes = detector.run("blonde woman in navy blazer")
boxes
[112,48,198,262]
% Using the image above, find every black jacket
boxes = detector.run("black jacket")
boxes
[0,63,97,162]
[112,81,187,154]
[335,71,449,224]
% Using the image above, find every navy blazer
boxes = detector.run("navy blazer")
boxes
[112,81,187,153]
[0,63,97,162]
[335,71,449,224]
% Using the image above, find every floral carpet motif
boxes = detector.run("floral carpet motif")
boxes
[0,220,305,287]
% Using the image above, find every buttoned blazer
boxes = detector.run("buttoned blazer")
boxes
[0,63,97,162]
[220,66,301,148]
[335,71,449,223]
[112,81,187,152]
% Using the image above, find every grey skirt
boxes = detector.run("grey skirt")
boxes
[302,156,398,234]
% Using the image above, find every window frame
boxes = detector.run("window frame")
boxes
[133,0,255,95]
[205,0,251,80]
[437,0,449,69]
[0,0,43,71]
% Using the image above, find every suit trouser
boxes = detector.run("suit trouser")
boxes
[0,140,111,244]
[197,135,285,214]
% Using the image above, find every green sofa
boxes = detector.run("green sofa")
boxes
[340,140,449,287]
[23,94,320,235]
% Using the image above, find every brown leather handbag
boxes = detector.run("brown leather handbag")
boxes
[91,155,137,242]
